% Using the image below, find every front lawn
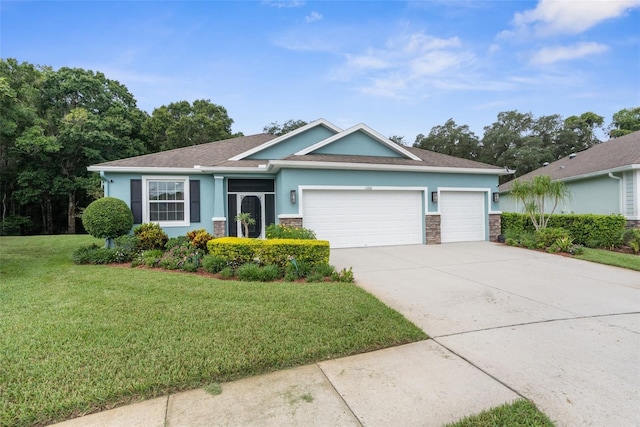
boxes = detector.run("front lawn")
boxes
[575,247,640,271]
[0,235,427,427]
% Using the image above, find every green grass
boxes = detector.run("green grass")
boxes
[0,235,427,427]
[445,399,555,427]
[575,247,640,271]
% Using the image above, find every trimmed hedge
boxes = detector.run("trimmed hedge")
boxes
[82,197,133,239]
[207,237,330,268]
[502,213,626,248]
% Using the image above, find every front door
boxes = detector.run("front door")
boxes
[236,194,264,238]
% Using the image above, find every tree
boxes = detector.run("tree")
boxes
[414,118,480,160]
[388,135,406,145]
[609,107,640,138]
[0,59,44,233]
[143,100,239,152]
[510,175,570,230]
[34,67,148,233]
[563,111,603,150]
[82,197,133,245]
[263,119,308,136]
[235,212,255,238]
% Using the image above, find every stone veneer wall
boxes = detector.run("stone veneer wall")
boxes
[425,215,441,245]
[279,217,303,228]
[626,219,640,229]
[213,219,226,238]
[489,213,502,241]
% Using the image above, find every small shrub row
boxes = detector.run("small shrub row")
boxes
[502,213,627,248]
[74,223,353,283]
[504,227,584,255]
[208,237,330,269]
[265,224,317,240]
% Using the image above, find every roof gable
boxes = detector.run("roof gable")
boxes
[500,130,640,191]
[296,124,421,161]
[230,119,342,161]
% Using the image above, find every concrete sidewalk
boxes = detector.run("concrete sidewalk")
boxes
[54,340,519,427]
[52,243,640,426]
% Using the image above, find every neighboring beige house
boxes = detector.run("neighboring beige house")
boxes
[499,131,640,227]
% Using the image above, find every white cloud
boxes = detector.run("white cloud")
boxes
[261,0,305,8]
[327,31,474,98]
[305,11,322,23]
[513,0,640,36]
[530,42,609,65]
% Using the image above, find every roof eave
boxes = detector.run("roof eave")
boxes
[269,160,508,175]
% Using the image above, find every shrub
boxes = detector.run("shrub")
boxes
[548,236,574,253]
[187,228,214,250]
[134,223,169,251]
[237,263,262,281]
[219,267,234,279]
[202,255,227,274]
[259,239,330,268]
[266,224,317,240]
[72,245,120,264]
[160,243,204,271]
[306,272,325,283]
[331,267,355,283]
[165,235,189,250]
[0,215,34,236]
[622,228,640,254]
[535,227,571,250]
[260,264,282,281]
[82,197,133,240]
[207,237,263,268]
[313,263,336,278]
[285,259,312,280]
[138,249,164,267]
[502,213,626,248]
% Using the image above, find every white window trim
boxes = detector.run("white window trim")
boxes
[142,176,190,227]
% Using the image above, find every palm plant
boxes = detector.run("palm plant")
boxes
[235,212,256,237]
[510,175,571,230]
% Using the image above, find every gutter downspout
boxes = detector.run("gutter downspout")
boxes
[608,172,623,215]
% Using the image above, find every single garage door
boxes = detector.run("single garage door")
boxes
[302,190,423,248]
[440,191,485,243]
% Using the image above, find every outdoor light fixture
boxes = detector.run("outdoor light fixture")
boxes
[492,192,499,203]
[431,191,438,203]
[290,190,297,204]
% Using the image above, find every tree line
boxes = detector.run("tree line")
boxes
[1,58,639,235]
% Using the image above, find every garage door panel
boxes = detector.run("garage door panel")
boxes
[440,191,485,243]
[303,190,423,248]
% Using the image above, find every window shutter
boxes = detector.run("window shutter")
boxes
[190,180,200,223]
[130,179,142,224]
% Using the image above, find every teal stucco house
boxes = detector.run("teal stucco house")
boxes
[499,130,640,228]
[88,119,508,248]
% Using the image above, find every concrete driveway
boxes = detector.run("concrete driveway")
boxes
[331,242,640,426]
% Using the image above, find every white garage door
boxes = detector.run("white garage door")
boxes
[302,190,423,248]
[440,191,486,243]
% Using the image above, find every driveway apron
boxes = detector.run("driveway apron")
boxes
[330,242,640,427]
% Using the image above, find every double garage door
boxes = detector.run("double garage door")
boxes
[302,189,486,248]
[303,190,423,248]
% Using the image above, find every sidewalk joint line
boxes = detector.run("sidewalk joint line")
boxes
[163,394,170,427]
[316,363,364,427]
[433,311,640,339]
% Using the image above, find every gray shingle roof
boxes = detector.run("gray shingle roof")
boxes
[92,132,502,171]
[499,130,640,192]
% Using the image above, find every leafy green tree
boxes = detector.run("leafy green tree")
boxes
[609,107,640,138]
[82,197,133,245]
[263,119,308,136]
[563,112,603,150]
[414,118,480,160]
[510,175,570,230]
[388,135,406,145]
[143,100,239,152]
[0,59,44,232]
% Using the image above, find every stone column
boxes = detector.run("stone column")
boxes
[489,213,502,241]
[279,217,303,228]
[212,218,226,238]
[425,214,441,245]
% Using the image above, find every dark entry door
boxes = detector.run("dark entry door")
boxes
[238,195,263,238]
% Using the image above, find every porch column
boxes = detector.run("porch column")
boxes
[212,175,226,238]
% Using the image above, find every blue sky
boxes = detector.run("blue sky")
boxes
[2,0,639,142]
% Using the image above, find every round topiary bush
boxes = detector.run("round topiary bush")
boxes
[82,197,134,239]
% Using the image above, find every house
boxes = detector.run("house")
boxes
[499,130,640,227]
[88,119,509,248]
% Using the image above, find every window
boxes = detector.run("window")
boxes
[142,177,190,226]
